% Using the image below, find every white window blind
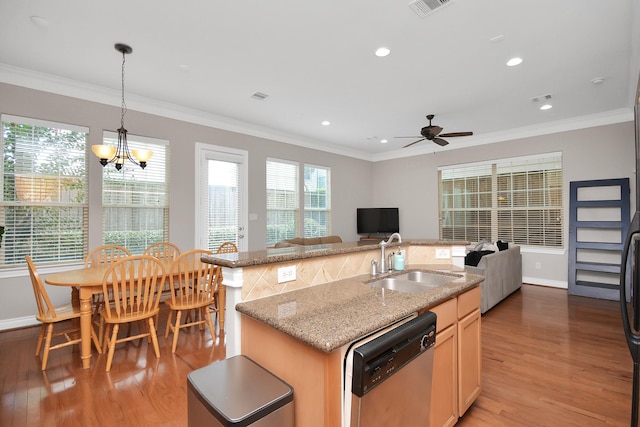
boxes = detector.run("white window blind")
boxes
[439,153,563,247]
[1,114,89,266]
[204,158,240,251]
[304,164,331,238]
[101,132,169,254]
[266,159,298,245]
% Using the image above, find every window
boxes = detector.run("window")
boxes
[101,132,169,254]
[266,159,298,245]
[0,115,88,266]
[266,159,332,245]
[439,153,563,248]
[304,164,331,238]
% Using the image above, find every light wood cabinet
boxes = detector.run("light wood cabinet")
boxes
[242,285,481,427]
[458,306,481,415]
[428,286,482,427]
[431,323,458,427]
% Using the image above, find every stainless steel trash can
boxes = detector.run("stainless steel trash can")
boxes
[187,355,294,427]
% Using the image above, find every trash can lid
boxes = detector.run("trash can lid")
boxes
[187,355,293,426]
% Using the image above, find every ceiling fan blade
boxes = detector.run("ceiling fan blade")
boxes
[403,138,426,148]
[394,136,423,138]
[433,137,449,146]
[439,131,473,138]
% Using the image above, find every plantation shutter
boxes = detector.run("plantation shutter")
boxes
[439,153,563,248]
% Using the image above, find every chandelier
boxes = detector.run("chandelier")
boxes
[91,43,152,170]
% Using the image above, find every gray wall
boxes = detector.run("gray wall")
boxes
[371,121,636,287]
[0,82,635,328]
[0,83,373,327]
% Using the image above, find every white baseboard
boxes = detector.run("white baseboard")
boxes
[0,315,39,331]
[523,276,568,289]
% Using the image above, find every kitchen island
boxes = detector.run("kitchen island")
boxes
[202,239,469,355]
[202,240,483,427]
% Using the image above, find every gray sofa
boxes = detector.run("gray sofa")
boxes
[464,244,522,314]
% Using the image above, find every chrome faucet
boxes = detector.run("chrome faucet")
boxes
[379,233,402,273]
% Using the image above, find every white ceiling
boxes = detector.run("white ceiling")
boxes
[1,0,639,161]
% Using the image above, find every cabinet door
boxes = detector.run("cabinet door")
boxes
[430,324,458,427]
[458,308,481,415]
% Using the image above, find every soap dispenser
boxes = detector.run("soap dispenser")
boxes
[394,248,405,271]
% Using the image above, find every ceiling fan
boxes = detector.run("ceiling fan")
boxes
[396,114,473,148]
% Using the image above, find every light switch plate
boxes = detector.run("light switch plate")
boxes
[277,265,297,283]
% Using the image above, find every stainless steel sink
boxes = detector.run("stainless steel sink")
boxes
[397,271,455,287]
[368,270,459,294]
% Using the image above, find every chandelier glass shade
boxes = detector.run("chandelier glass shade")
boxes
[92,43,152,170]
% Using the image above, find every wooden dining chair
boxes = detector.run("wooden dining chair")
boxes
[216,241,238,254]
[165,249,222,353]
[85,245,131,347]
[85,245,132,269]
[144,241,181,300]
[99,255,166,372]
[26,256,101,370]
[143,241,181,262]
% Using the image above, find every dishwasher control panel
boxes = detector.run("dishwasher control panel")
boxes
[351,311,436,397]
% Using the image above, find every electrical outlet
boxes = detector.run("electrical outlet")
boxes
[436,248,451,259]
[535,262,541,269]
[277,265,297,283]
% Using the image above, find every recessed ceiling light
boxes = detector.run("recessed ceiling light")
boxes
[380,139,388,144]
[489,34,505,43]
[591,77,605,85]
[540,104,552,110]
[321,121,331,126]
[375,47,391,57]
[506,57,523,67]
[30,16,49,27]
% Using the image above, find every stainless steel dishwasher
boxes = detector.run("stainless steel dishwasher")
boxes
[343,311,437,427]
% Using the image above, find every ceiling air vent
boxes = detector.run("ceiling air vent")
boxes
[530,94,552,103]
[251,92,269,101]
[408,0,453,18]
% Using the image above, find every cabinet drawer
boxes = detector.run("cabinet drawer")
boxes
[430,298,457,332]
[458,286,481,319]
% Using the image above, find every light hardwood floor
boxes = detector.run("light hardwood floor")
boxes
[0,284,634,426]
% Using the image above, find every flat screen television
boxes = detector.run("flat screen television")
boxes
[357,208,399,236]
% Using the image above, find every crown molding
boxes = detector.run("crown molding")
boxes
[1,63,633,164]
[371,108,634,162]
[0,63,370,161]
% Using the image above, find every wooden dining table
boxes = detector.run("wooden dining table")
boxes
[45,263,226,369]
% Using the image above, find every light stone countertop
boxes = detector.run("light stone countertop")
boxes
[235,264,483,353]
[203,239,469,268]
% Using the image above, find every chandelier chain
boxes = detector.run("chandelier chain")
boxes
[120,49,127,129]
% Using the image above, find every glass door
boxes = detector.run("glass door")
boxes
[196,144,247,252]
